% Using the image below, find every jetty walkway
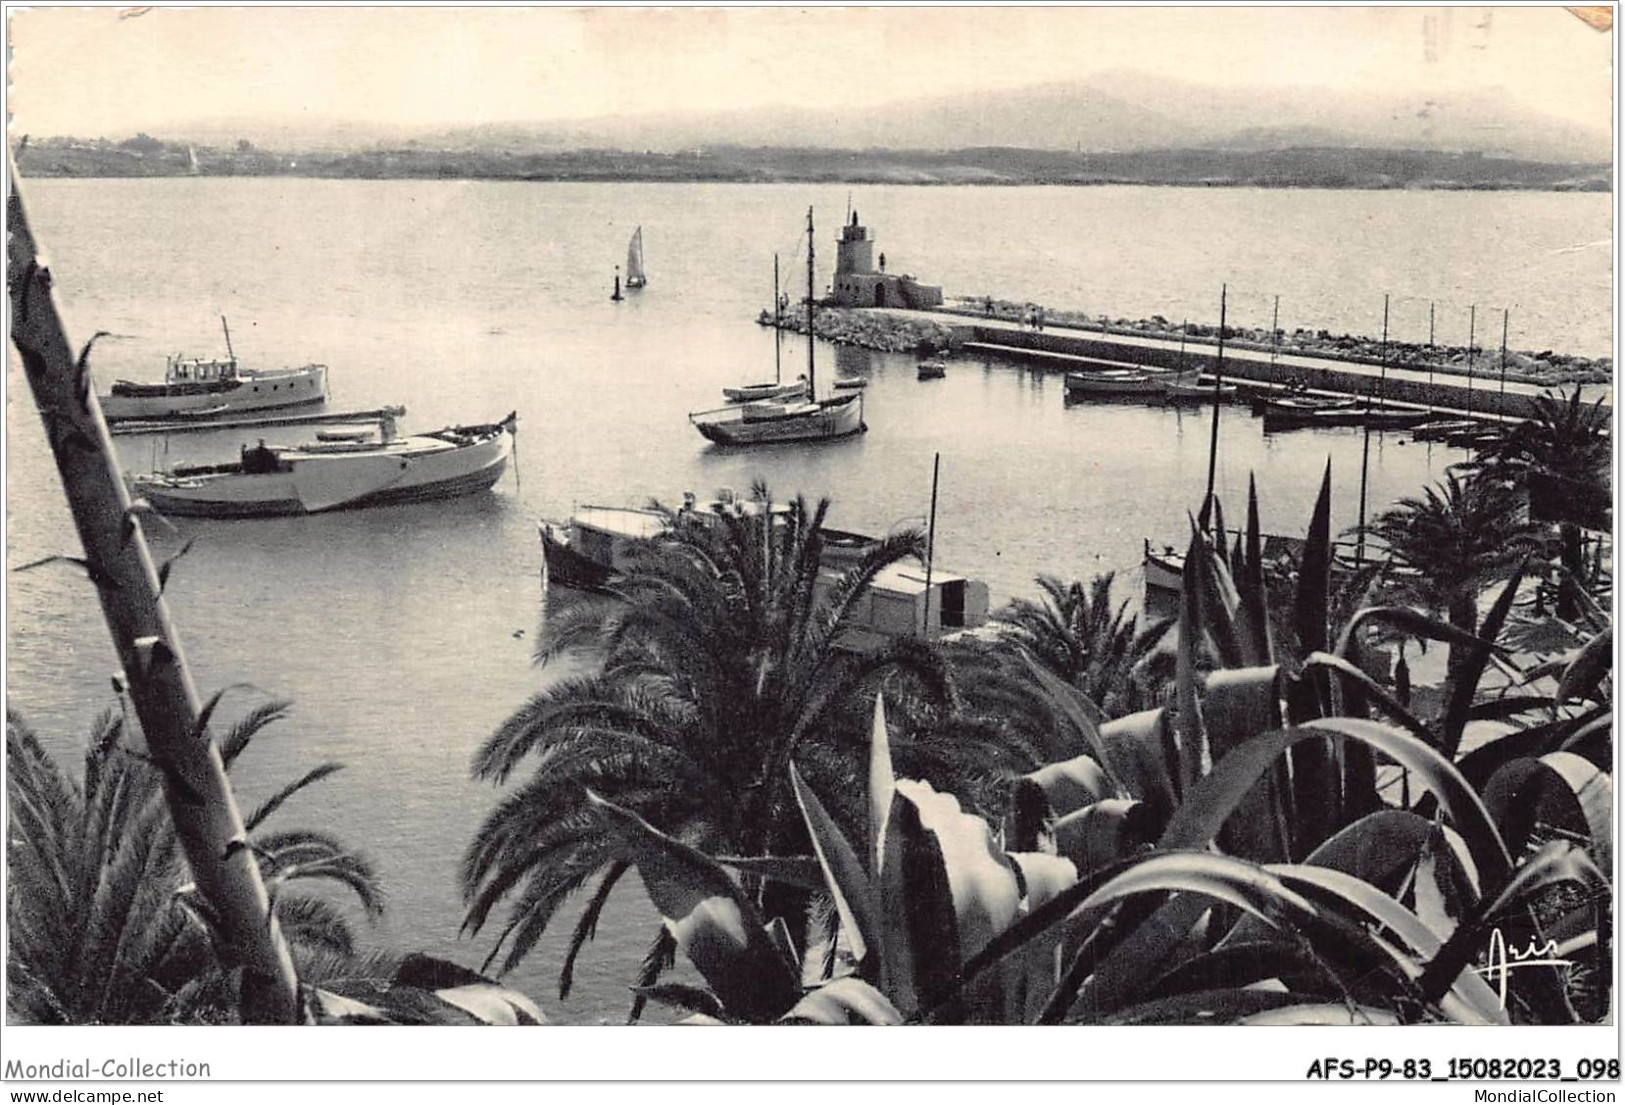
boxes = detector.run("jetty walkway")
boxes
[870,308,1611,421]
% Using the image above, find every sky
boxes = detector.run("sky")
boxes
[5,5,1615,137]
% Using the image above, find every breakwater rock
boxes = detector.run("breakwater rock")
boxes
[947,296,1611,387]
[759,305,964,355]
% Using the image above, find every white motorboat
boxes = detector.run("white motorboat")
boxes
[99,317,328,422]
[130,413,516,517]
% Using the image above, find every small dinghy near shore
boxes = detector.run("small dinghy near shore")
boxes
[129,412,517,517]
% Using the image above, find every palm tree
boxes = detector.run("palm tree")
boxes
[6,701,382,1024]
[1364,470,1543,684]
[992,572,1172,717]
[1467,389,1611,619]
[463,485,956,1011]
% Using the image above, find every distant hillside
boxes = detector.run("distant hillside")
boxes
[142,72,1613,165]
[14,136,1610,192]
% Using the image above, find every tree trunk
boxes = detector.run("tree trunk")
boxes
[8,181,303,1023]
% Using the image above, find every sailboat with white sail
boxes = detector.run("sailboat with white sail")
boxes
[691,208,864,446]
[625,226,648,289]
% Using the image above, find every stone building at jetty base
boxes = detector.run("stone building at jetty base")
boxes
[831,210,943,310]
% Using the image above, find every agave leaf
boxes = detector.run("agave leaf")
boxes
[1185,518,1245,669]
[1294,808,1481,901]
[1482,752,1613,870]
[584,790,799,1023]
[788,764,879,966]
[1174,532,1208,795]
[876,788,960,1020]
[1159,719,1512,888]
[867,693,894,878]
[1555,624,1612,705]
[1267,863,1506,1024]
[1098,708,1179,829]
[1337,606,1506,660]
[1453,704,1610,787]
[1037,851,1324,1024]
[1238,1002,1402,1026]
[1440,558,1528,759]
[1004,851,1079,1023]
[1411,822,1474,945]
[1072,891,1211,1018]
[780,976,904,1025]
[1293,462,1333,657]
[1302,651,1434,745]
[1096,987,1304,1025]
[1236,475,1273,665]
[1147,940,1336,1000]
[1416,841,1606,1013]
[1017,752,1114,822]
[1051,798,1156,875]
[895,780,1021,966]
[1558,713,1613,769]
[1019,652,1129,797]
[1202,665,1289,863]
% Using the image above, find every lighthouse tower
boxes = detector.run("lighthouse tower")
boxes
[835,210,874,280]
[829,208,943,310]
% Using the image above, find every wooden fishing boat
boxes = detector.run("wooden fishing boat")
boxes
[1064,368,1164,397]
[692,209,865,446]
[723,377,808,403]
[917,360,947,380]
[692,393,864,445]
[1161,373,1238,403]
[100,317,328,423]
[1143,540,1185,594]
[1263,400,1429,432]
[130,413,515,517]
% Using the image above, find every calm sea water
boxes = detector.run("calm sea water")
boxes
[6,179,1611,1023]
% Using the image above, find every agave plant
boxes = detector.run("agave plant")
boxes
[585,681,1609,1026]
[578,695,1082,1024]
[993,470,1611,1024]
[6,698,381,1024]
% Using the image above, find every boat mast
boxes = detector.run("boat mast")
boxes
[806,206,816,397]
[1466,304,1476,415]
[1427,300,1436,415]
[1498,308,1509,414]
[923,452,940,636]
[1356,294,1389,568]
[774,253,782,384]
[1202,284,1227,527]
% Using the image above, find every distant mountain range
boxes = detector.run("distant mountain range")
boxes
[142,72,1610,165]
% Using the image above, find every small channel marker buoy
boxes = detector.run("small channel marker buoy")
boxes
[611,265,624,302]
